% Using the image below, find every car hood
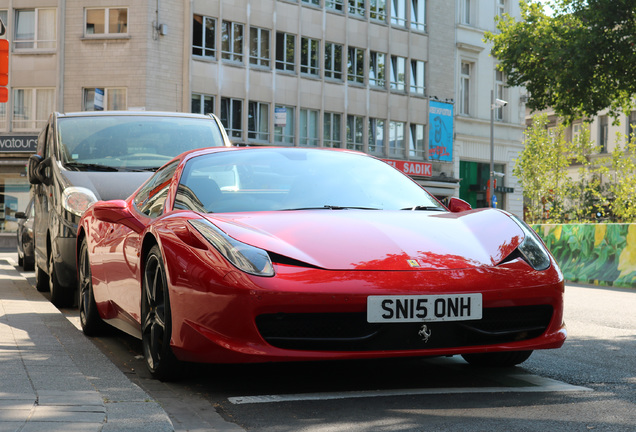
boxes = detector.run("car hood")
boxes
[203,209,525,271]
[62,171,153,201]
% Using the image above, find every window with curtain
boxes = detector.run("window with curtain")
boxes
[324,112,341,148]
[409,123,425,159]
[83,88,127,111]
[13,88,55,130]
[460,61,471,115]
[389,121,405,157]
[248,101,269,142]
[193,15,215,58]
[300,109,319,146]
[85,8,128,36]
[15,9,56,49]
[410,0,426,31]
[391,0,407,26]
[410,60,425,95]
[390,56,406,91]
[346,115,364,151]
[274,106,295,145]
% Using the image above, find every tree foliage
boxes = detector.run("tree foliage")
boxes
[485,0,636,121]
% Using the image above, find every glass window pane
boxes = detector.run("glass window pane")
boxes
[109,8,127,34]
[86,9,105,34]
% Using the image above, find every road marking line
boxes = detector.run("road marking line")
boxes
[228,376,591,405]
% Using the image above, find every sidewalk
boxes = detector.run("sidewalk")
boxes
[0,253,174,432]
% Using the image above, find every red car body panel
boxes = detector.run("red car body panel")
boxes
[77,147,566,365]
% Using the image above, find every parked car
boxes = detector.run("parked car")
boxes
[77,146,566,381]
[15,197,35,271]
[28,111,232,307]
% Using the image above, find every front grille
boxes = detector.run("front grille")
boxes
[255,305,553,351]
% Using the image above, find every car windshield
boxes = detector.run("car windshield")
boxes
[57,115,226,171]
[175,148,443,213]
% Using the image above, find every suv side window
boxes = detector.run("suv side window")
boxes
[134,161,179,218]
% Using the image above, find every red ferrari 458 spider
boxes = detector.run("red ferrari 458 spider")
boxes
[77,146,566,380]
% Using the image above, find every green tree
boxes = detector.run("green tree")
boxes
[607,136,636,221]
[514,113,575,223]
[485,0,636,121]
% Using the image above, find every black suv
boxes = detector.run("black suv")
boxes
[28,111,232,306]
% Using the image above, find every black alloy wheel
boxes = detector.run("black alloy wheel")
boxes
[141,245,180,381]
[78,238,107,336]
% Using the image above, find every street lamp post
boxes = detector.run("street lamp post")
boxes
[489,90,507,208]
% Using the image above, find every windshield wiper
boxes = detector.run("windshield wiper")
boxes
[401,205,445,211]
[64,162,120,172]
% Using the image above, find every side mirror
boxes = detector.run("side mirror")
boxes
[28,154,44,185]
[448,197,472,213]
[15,211,26,219]
[92,200,145,233]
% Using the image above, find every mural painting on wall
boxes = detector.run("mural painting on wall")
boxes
[533,224,636,288]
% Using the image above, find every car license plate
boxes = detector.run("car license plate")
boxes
[367,294,482,323]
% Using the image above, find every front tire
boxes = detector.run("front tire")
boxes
[141,245,180,381]
[35,263,49,292]
[462,350,533,367]
[78,238,107,336]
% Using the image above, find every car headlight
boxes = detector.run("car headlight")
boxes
[510,214,551,271]
[188,219,274,277]
[62,187,98,217]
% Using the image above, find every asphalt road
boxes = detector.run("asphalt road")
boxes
[25,263,636,431]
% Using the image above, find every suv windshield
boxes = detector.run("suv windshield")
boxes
[58,115,226,171]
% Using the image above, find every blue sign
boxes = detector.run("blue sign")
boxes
[428,101,453,162]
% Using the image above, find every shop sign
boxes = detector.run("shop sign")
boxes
[0,135,38,153]
[429,100,453,162]
[384,159,432,177]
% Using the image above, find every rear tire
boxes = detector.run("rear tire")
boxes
[462,350,533,367]
[78,238,107,336]
[48,248,74,308]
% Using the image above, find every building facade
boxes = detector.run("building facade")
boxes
[0,0,524,247]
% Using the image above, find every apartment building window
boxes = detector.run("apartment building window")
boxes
[497,0,506,17]
[303,0,321,6]
[300,109,319,146]
[410,123,425,159]
[391,0,407,26]
[326,0,345,12]
[250,27,270,67]
[349,0,366,18]
[221,21,243,62]
[193,15,215,58]
[15,9,56,49]
[13,88,55,130]
[460,0,472,25]
[346,115,364,151]
[369,52,386,88]
[275,106,295,145]
[348,47,365,84]
[85,8,128,36]
[191,93,214,115]
[248,101,269,142]
[390,56,406,91]
[410,60,426,95]
[368,118,385,156]
[460,61,472,115]
[301,37,320,76]
[221,97,243,139]
[411,0,426,31]
[276,32,296,72]
[573,122,582,144]
[599,116,608,153]
[388,121,405,157]
[0,11,7,40]
[370,0,386,22]
[324,112,342,147]
[495,69,506,121]
[83,88,126,111]
[325,42,343,80]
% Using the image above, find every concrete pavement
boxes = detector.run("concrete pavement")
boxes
[0,253,175,432]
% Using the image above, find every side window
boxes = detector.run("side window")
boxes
[134,161,179,218]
